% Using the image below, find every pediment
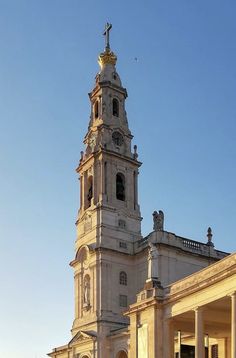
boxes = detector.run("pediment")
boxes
[69,330,97,345]
[70,244,96,267]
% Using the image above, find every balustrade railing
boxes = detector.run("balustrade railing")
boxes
[137,232,227,259]
[182,238,201,250]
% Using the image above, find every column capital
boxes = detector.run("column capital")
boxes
[194,306,204,313]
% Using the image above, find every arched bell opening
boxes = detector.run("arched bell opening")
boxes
[86,176,93,208]
[116,173,125,201]
[112,98,119,117]
[94,100,99,119]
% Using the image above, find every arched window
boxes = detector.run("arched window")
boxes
[94,100,99,118]
[116,173,125,201]
[87,176,93,207]
[112,98,119,117]
[116,351,128,358]
[119,271,127,285]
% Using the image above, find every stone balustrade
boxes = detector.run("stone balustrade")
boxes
[137,230,228,260]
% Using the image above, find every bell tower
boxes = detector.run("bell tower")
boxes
[70,24,142,352]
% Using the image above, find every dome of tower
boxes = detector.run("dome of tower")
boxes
[97,49,122,87]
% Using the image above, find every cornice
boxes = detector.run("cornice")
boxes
[165,252,236,303]
[124,297,163,316]
[47,344,71,356]
[89,81,127,99]
[77,148,142,173]
[97,148,142,166]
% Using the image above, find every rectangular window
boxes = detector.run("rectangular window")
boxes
[119,241,127,249]
[118,219,126,229]
[119,294,128,307]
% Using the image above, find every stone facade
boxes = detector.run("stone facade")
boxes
[127,252,236,357]
[48,26,234,358]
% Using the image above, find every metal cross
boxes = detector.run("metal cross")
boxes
[103,23,112,50]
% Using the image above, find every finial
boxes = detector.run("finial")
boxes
[98,23,117,68]
[103,23,112,51]
[206,227,214,247]
[133,145,138,160]
[80,151,84,163]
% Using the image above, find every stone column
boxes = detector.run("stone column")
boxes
[80,174,84,210]
[100,160,104,199]
[195,307,204,358]
[93,160,98,205]
[77,273,81,318]
[155,308,163,358]
[126,168,132,210]
[83,172,88,209]
[133,170,138,210]
[177,330,181,357]
[79,176,82,209]
[163,319,174,358]
[129,313,138,358]
[231,292,236,358]
[104,161,107,198]
[74,273,79,319]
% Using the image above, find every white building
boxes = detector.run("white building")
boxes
[48,25,235,358]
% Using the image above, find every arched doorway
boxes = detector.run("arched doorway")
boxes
[116,350,128,358]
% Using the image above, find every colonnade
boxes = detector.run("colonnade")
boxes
[164,292,236,358]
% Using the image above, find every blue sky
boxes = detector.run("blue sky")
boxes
[0,0,235,357]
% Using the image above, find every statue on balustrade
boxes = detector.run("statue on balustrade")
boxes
[153,210,164,231]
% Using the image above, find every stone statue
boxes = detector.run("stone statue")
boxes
[80,151,84,163]
[133,145,138,160]
[152,210,164,231]
[147,243,159,280]
[83,276,90,306]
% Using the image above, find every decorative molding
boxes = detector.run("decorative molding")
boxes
[98,49,117,67]
[167,253,236,300]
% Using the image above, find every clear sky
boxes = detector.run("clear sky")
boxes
[0,0,235,357]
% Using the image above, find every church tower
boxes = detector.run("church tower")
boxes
[69,24,142,355]
[48,24,230,358]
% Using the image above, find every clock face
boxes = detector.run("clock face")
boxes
[112,131,124,146]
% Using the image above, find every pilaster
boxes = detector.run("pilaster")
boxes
[231,292,236,358]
